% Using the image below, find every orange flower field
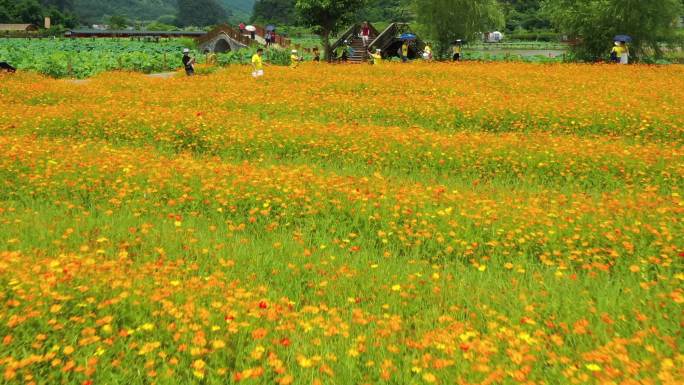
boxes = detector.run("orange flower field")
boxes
[0,63,682,384]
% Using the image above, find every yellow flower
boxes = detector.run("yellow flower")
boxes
[192,359,206,370]
[422,372,438,383]
[391,284,401,292]
[297,356,313,368]
[585,363,602,372]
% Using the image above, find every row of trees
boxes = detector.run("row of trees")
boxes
[290,0,683,61]
[0,0,78,27]
[0,0,233,29]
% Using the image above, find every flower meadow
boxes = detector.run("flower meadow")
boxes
[0,62,682,385]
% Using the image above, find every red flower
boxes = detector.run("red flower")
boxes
[258,301,268,309]
[279,337,291,347]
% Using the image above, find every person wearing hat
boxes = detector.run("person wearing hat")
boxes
[182,48,195,76]
[452,41,462,62]
[368,48,382,66]
[251,48,265,78]
[290,49,302,69]
[423,43,433,61]
[0,61,16,73]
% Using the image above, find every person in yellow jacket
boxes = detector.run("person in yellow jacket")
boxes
[423,43,433,61]
[369,48,382,65]
[611,41,629,64]
[452,42,462,61]
[290,49,302,68]
[401,41,409,62]
[251,48,264,78]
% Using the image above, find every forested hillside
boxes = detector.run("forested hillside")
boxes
[0,0,255,25]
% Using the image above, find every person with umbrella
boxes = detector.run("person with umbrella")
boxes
[182,48,195,76]
[401,40,410,62]
[612,35,631,64]
[246,25,256,40]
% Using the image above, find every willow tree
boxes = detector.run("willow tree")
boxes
[543,0,683,61]
[414,0,504,57]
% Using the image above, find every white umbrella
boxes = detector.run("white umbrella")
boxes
[245,25,256,32]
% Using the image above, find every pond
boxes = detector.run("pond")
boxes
[468,49,568,58]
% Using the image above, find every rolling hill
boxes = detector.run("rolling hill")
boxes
[73,0,255,24]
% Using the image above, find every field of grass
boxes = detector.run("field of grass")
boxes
[0,62,682,385]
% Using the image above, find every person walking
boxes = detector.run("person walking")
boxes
[618,41,629,64]
[239,22,246,35]
[610,42,620,63]
[182,48,195,76]
[361,22,371,47]
[401,41,409,63]
[312,47,320,62]
[251,48,265,78]
[290,49,302,68]
[452,41,462,61]
[423,43,433,61]
[265,31,272,47]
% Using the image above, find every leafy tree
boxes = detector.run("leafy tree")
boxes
[177,0,230,27]
[108,14,129,29]
[500,0,550,31]
[12,0,45,25]
[359,0,412,22]
[41,0,74,12]
[415,0,504,56]
[157,14,178,26]
[543,0,684,60]
[252,0,297,25]
[296,0,367,60]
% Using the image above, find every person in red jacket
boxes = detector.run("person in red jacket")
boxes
[361,21,370,47]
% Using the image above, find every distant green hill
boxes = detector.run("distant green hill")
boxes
[73,0,255,24]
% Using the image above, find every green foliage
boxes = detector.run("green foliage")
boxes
[252,0,297,25]
[73,0,177,24]
[543,0,684,61]
[415,0,504,56]
[68,1,253,25]
[500,0,550,31]
[507,30,560,41]
[177,0,230,27]
[358,0,412,22]
[295,0,367,59]
[0,38,292,78]
[0,0,77,27]
[108,14,128,29]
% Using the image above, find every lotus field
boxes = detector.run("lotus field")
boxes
[0,63,682,385]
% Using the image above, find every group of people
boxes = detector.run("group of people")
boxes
[182,34,630,78]
[610,41,630,64]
